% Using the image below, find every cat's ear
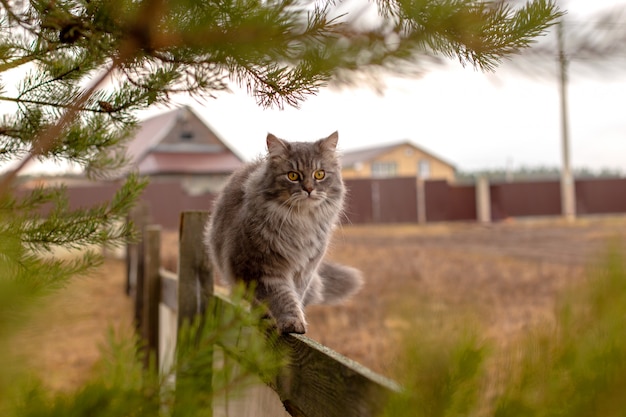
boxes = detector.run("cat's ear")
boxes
[319,131,339,152]
[267,133,289,158]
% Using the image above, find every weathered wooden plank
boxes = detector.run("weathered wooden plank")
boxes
[275,333,400,417]
[177,211,213,327]
[212,367,292,417]
[128,204,149,328]
[158,269,178,374]
[160,268,178,311]
[211,295,400,417]
[142,225,162,369]
[159,303,178,375]
[175,211,214,417]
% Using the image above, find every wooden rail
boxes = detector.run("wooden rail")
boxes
[128,210,399,417]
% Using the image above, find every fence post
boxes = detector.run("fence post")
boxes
[475,176,491,223]
[416,177,427,224]
[127,204,149,329]
[177,211,213,326]
[371,181,381,223]
[174,211,213,416]
[142,225,162,369]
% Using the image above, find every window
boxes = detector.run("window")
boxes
[418,159,430,179]
[371,161,397,178]
[180,130,194,140]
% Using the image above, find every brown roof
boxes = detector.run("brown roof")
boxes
[341,141,455,169]
[126,109,178,165]
[127,106,243,175]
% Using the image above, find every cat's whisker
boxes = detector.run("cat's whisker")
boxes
[338,208,352,226]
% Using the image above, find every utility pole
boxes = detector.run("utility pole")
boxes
[557,21,576,221]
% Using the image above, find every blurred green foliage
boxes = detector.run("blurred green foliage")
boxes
[385,245,626,417]
[0,284,285,417]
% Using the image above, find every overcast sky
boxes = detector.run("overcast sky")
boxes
[162,0,626,173]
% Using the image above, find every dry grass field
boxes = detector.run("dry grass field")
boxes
[12,258,134,392]
[16,215,626,391]
[307,216,626,375]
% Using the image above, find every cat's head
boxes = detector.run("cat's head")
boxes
[263,132,344,209]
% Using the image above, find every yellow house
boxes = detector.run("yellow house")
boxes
[341,141,456,181]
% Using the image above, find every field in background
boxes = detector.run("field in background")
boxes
[162,216,626,376]
[12,259,134,392]
[18,216,626,390]
[315,217,625,374]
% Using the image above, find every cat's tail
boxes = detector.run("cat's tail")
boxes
[318,261,363,304]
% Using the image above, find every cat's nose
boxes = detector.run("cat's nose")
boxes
[302,183,314,194]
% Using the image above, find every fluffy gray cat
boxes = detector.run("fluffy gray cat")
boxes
[204,131,362,334]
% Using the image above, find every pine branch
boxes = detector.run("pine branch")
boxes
[11,174,146,252]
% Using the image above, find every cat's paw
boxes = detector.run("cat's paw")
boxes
[276,316,307,334]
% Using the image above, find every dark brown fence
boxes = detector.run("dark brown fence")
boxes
[344,177,418,223]
[60,179,215,229]
[343,179,375,223]
[66,182,119,209]
[423,180,476,222]
[343,177,626,224]
[140,180,215,229]
[576,178,626,215]
[54,175,626,227]
[489,180,561,221]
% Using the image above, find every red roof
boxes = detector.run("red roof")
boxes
[127,109,178,165]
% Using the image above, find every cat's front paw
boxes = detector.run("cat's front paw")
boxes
[276,316,307,334]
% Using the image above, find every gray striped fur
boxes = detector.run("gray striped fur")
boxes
[205,132,363,334]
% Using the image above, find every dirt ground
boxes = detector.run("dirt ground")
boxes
[12,258,135,392]
[16,215,626,390]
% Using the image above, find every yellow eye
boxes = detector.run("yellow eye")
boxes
[287,171,300,181]
[313,170,325,180]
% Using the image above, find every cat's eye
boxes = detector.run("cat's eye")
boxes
[313,170,325,180]
[287,171,300,181]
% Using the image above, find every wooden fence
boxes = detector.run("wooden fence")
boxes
[127,210,399,417]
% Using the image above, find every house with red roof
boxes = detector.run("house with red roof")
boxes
[127,105,244,194]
